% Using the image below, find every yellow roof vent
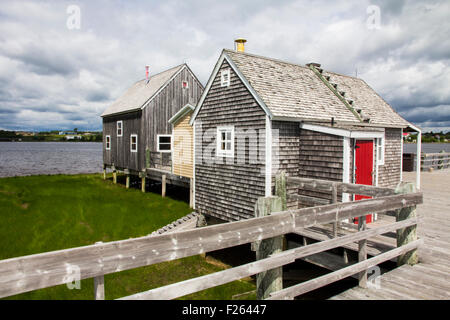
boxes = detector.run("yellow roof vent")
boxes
[234,38,247,52]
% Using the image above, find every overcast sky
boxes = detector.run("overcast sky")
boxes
[0,0,449,132]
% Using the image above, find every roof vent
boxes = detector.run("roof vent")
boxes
[234,38,247,52]
[306,62,321,68]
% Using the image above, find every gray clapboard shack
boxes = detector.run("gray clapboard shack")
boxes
[101,64,204,179]
[190,40,421,222]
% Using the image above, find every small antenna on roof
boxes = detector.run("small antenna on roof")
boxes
[355,67,358,78]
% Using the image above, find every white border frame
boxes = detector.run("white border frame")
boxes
[216,126,234,158]
[117,120,123,137]
[157,134,173,153]
[130,134,138,153]
[105,135,111,150]
[220,69,230,87]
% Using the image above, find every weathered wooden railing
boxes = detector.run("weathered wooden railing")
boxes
[0,174,422,300]
[421,151,450,171]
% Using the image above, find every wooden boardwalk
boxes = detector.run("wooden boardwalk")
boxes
[330,169,450,300]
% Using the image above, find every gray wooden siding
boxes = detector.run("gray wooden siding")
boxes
[102,111,142,171]
[271,121,300,209]
[142,67,203,170]
[103,66,203,172]
[297,128,344,207]
[195,60,267,221]
[377,128,402,188]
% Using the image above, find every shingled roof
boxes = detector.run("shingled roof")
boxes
[219,49,410,128]
[101,64,185,117]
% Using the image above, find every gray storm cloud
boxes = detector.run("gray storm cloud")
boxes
[0,0,448,132]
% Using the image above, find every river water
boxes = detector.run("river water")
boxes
[0,142,103,178]
[0,142,449,178]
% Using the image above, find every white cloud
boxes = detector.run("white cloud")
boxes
[0,0,449,132]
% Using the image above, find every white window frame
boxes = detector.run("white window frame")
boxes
[130,134,138,153]
[157,134,172,153]
[117,121,123,137]
[216,126,234,157]
[376,137,385,165]
[221,69,230,87]
[105,135,111,150]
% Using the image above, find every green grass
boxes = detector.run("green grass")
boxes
[0,174,255,300]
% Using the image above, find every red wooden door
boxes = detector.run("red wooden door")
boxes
[354,140,374,224]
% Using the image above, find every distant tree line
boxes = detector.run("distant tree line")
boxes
[405,131,450,143]
[0,130,102,142]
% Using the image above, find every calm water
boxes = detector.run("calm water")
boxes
[403,143,450,154]
[0,142,448,178]
[0,142,103,178]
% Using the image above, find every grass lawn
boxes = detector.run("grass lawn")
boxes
[0,174,255,300]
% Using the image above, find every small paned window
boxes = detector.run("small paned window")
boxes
[117,121,123,137]
[157,135,172,152]
[105,135,111,150]
[377,137,384,165]
[130,134,138,153]
[216,126,234,157]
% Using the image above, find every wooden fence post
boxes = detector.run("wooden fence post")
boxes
[275,172,287,211]
[395,182,419,266]
[332,182,338,238]
[94,241,105,300]
[438,150,445,170]
[358,215,367,288]
[255,196,283,300]
[103,165,107,180]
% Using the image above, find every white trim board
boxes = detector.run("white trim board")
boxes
[299,123,385,139]
[265,116,272,197]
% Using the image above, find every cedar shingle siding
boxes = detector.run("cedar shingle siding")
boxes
[377,128,402,188]
[195,60,266,221]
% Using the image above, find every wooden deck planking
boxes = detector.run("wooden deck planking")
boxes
[330,169,450,300]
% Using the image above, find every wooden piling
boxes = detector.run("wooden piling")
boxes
[139,172,146,193]
[103,166,106,180]
[113,170,117,184]
[255,196,283,300]
[162,175,166,198]
[395,182,418,266]
[126,175,130,189]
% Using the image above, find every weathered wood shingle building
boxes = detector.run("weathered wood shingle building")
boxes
[190,43,419,222]
[101,64,203,179]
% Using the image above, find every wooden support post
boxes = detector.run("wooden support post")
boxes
[139,172,146,193]
[94,241,105,300]
[395,182,418,266]
[331,182,338,238]
[161,175,166,198]
[189,178,193,208]
[275,172,287,211]
[255,196,283,300]
[103,166,106,180]
[358,215,367,288]
[113,170,117,184]
[126,175,130,189]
